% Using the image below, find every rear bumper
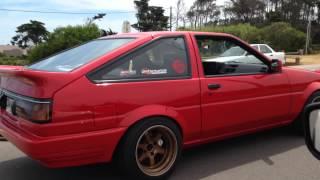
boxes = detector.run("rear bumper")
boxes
[0,118,126,168]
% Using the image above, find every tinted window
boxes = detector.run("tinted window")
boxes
[221,47,246,57]
[260,45,272,53]
[28,39,134,72]
[89,37,190,82]
[196,36,268,76]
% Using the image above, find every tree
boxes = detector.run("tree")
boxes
[187,0,220,29]
[224,0,266,23]
[263,0,318,25]
[28,24,100,62]
[132,0,169,31]
[11,20,49,49]
[100,28,117,36]
[260,22,306,51]
[176,0,188,28]
[179,1,188,28]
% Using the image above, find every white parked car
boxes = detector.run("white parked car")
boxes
[202,44,286,65]
[251,44,286,64]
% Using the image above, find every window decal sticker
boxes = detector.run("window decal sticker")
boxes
[120,70,137,76]
[172,59,186,74]
[141,69,168,75]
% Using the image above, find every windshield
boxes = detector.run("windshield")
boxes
[28,38,135,72]
[220,46,246,57]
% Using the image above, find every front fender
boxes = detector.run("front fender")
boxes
[291,82,320,119]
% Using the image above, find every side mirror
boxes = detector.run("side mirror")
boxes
[270,59,282,73]
[303,103,320,160]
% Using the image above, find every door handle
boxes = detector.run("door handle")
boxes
[208,84,221,90]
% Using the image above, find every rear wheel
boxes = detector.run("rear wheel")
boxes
[115,117,182,180]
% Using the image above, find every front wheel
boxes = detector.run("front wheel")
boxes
[292,91,320,134]
[115,118,182,180]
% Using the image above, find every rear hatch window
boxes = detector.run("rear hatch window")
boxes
[28,38,135,72]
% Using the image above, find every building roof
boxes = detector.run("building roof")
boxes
[0,45,26,56]
[0,45,21,52]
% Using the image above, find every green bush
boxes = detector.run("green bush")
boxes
[260,22,305,52]
[28,24,101,63]
[200,24,262,43]
[183,22,305,52]
[0,55,29,65]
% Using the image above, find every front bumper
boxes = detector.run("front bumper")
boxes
[0,117,126,168]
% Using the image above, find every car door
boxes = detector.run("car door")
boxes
[192,34,291,138]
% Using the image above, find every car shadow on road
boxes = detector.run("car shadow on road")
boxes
[171,127,304,179]
[0,127,304,180]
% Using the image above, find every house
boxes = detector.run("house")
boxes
[0,45,27,57]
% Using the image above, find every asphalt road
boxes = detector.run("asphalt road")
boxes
[1,65,320,179]
[0,127,319,180]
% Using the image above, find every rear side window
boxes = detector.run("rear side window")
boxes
[89,37,190,82]
[28,39,135,72]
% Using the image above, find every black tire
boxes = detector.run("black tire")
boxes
[292,91,320,134]
[114,117,182,180]
[0,134,6,141]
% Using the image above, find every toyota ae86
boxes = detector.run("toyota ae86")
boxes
[0,31,319,179]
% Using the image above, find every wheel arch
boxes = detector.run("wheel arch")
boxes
[292,82,320,120]
[111,105,185,161]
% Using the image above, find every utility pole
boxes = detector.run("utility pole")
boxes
[305,18,311,54]
[170,6,172,31]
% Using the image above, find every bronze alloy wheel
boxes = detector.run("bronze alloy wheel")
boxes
[135,125,178,177]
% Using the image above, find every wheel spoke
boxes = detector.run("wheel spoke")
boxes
[138,153,148,162]
[144,132,153,144]
[149,155,155,166]
[155,147,165,155]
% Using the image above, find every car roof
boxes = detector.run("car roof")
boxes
[251,44,267,46]
[99,31,235,39]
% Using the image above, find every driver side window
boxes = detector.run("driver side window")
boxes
[195,36,268,76]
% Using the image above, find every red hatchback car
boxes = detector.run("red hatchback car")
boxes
[0,31,320,179]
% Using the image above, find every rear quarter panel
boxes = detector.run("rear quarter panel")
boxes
[53,76,202,143]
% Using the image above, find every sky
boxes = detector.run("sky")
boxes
[0,0,226,45]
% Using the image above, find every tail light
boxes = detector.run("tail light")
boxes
[1,90,52,123]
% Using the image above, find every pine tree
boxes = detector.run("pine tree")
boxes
[132,0,169,31]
